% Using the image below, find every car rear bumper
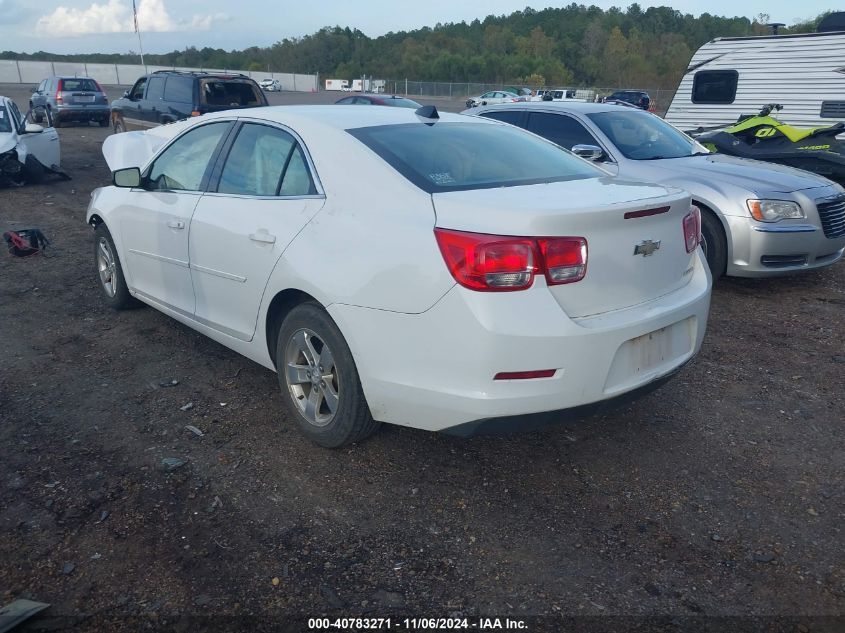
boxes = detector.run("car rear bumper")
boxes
[328,250,711,433]
[56,105,110,120]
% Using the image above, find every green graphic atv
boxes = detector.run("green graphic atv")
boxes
[695,104,845,185]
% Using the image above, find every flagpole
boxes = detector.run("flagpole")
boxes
[132,0,145,70]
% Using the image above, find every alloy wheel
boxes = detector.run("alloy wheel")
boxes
[97,237,117,297]
[284,328,339,427]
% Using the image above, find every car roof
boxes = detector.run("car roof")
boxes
[467,101,644,115]
[200,105,478,131]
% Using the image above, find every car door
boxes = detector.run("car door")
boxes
[118,121,233,314]
[31,80,47,110]
[141,75,166,126]
[189,121,325,341]
[8,99,60,168]
[120,77,148,131]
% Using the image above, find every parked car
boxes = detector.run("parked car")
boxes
[30,76,109,127]
[605,90,651,110]
[467,102,845,278]
[532,88,582,102]
[89,105,710,446]
[465,91,525,108]
[259,78,282,92]
[110,70,267,133]
[0,96,60,186]
[335,94,422,108]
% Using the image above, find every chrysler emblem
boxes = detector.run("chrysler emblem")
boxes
[633,240,661,257]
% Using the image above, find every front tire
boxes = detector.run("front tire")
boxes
[275,302,378,447]
[699,206,727,279]
[94,224,138,310]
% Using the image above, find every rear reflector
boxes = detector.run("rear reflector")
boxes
[434,229,587,292]
[494,369,556,380]
[683,205,702,253]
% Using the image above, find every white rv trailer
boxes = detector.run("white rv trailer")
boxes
[665,31,845,133]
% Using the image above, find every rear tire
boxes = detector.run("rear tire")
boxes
[699,206,727,279]
[275,302,379,448]
[94,224,139,310]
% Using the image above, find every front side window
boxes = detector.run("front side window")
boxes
[7,101,22,130]
[217,123,316,197]
[147,122,230,191]
[692,70,738,104]
[349,121,602,193]
[588,110,694,160]
[526,112,598,151]
[129,78,147,100]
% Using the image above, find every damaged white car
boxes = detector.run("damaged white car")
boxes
[0,96,61,186]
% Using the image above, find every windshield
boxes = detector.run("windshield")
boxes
[349,121,602,193]
[588,110,694,160]
[0,105,11,133]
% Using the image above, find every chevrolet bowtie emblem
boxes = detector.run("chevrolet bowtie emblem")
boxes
[634,240,661,256]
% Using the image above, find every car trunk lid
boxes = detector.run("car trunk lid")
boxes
[432,178,697,318]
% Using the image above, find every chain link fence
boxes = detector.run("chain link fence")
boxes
[377,79,677,114]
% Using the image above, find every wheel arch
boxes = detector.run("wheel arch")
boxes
[692,198,730,276]
[264,288,321,367]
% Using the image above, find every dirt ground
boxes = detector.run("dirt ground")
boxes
[1,84,844,632]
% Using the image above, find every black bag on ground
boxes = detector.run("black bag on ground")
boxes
[3,228,50,256]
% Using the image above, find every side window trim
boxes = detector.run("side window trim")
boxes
[142,120,236,193]
[479,109,528,128]
[207,118,325,198]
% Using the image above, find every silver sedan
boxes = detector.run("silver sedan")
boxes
[465,102,845,278]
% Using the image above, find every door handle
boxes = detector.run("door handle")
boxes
[249,231,276,244]
[166,220,185,229]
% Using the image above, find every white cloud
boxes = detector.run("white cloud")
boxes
[35,0,226,36]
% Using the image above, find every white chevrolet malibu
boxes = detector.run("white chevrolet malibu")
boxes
[87,105,711,447]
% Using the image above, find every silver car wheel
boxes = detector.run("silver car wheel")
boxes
[97,237,117,297]
[284,328,339,427]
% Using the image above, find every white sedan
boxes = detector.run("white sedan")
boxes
[0,95,60,186]
[259,78,282,92]
[89,106,711,447]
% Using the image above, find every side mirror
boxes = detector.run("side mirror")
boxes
[23,123,44,134]
[123,89,131,99]
[113,167,141,188]
[572,144,605,162]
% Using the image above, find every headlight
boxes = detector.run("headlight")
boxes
[747,199,805,222]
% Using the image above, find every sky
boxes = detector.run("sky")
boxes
[0,0,836,56]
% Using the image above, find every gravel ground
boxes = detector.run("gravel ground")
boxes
[0,84,843,632]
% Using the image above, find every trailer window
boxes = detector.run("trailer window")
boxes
[692,70,738,104]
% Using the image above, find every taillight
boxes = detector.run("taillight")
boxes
[56,79,63,104]
[683,205,701,253]
[539,237,587,285]
[94,81,107,99]
[434,229,587,292]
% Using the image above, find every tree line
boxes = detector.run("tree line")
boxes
[1,4,828,90]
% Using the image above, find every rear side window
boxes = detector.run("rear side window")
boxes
[60,78,99,92]
[200,80,263,106]
[145,76,165,101]
[526,112,598,150]
[479,110,524,126]
[217,123,315,197]
[349,122,601,193]
[164,76,193,103]
[692,70,738,104]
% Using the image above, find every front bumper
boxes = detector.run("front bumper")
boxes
[328,250,711,433]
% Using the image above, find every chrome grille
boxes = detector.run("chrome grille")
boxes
[816,195,845,239]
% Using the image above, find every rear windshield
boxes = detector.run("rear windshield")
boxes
[348,121,602,193]
[0,105,11,133]
[199,79,264,107]
[60,78,99,92]
[384,97,421,108]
